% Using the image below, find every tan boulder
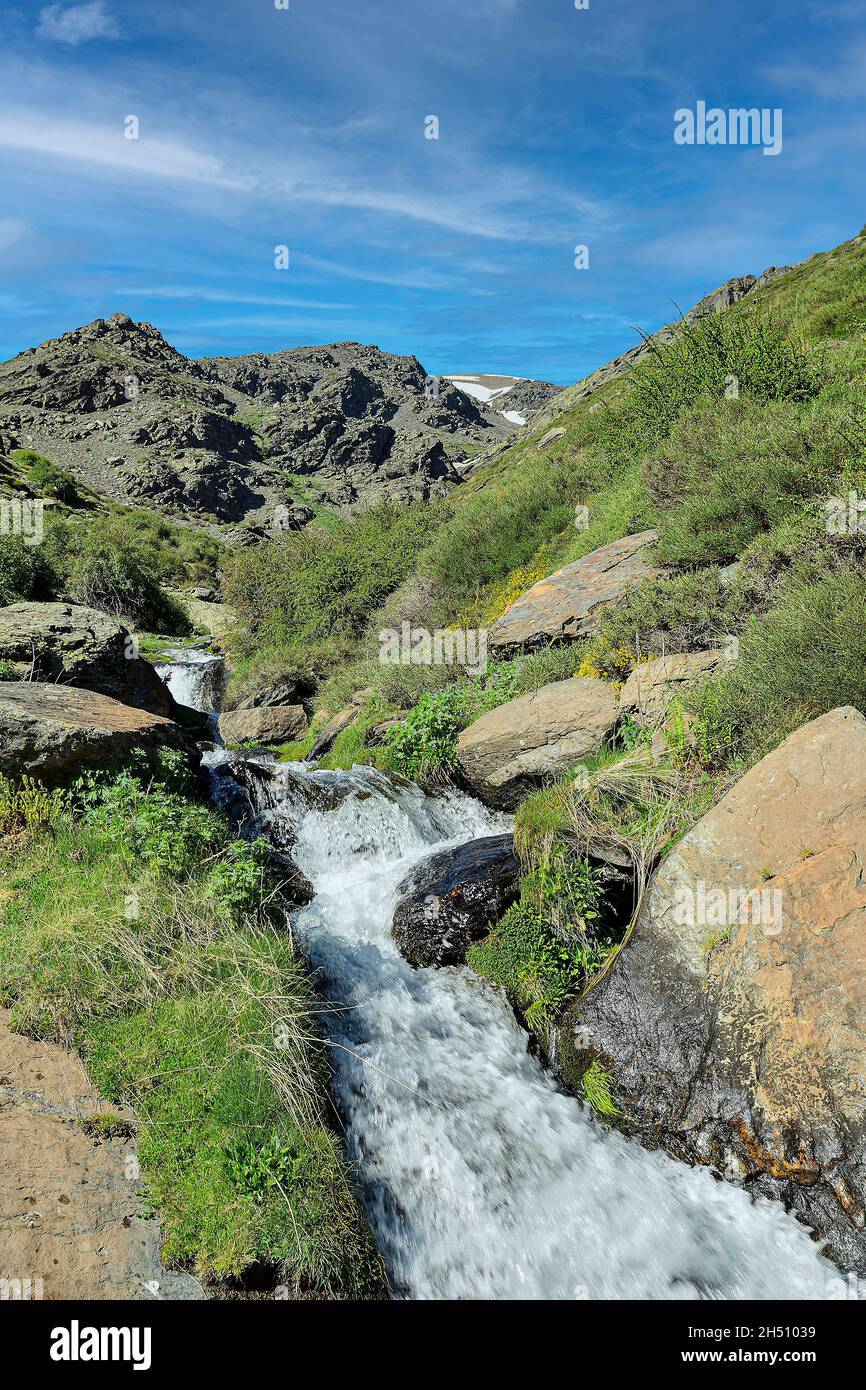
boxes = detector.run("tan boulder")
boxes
[0,682,197,784]
[489,531,658,651]
[307,707,358,760]
[558,706,866,1271]
[456,677,619,810]
[218,705,308,746]
[619,650,726,726]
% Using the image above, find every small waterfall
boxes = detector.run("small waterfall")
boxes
[206,751,844,1302]
[156,647,225,719]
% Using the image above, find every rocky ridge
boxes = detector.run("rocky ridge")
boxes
[0,316,525,540]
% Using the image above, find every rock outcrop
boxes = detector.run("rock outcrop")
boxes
[618,650,727,726]
[0,602,176,717]
[557,706,866,1271]
[218,706,309,747]
[489,532,658,652]
[0,317,518,538]
[0,682,197,783]
[392,835,521,967]
[456,678,619,810]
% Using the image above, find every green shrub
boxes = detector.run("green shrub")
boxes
[47,515,191,633]
[226,501,435,676]
[648,399,847,566]
[687,568,866,764]
[469,843,609,1036]
[384,686,477,782]
[586,568,737,671]
[0,531,59,605]
[12,449,78,503]
[627,310,818,452]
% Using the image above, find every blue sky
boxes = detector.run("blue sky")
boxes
[0,0,863,382]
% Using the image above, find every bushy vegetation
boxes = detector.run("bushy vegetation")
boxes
[468,843,609,1037]
[0,752,384,1296]
[684,568,866,766]
[226,501,436,680]
[0,507,223,631]
[11,449,79,503]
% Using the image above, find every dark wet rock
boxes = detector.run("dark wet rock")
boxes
[557,706,866,1273]
[392,834,521,967]
[0,602,177,717]
[228,672,318,712]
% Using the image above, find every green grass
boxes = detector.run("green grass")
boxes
[580,1059,620,1117]
[0,757,385,1296]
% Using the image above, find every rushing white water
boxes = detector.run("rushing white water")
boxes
[156,648,225,716]
[215,755,843,1301]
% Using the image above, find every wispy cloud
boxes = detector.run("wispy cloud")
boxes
[36,1,118,46]
[113,285,357,311]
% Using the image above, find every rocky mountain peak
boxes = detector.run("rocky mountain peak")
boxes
[0,318,538,540]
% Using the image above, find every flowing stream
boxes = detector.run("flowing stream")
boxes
[206,747,843,1301]
[156,647,225,717]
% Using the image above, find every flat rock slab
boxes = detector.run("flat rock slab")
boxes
[392,834,521,967]
[456,677,619,810]
[219,705,308,747]
[559,705,866,1272]
[490,531,658,651]
[618,649,726,726]
[0,602,175,717]
[0,1010,203,1300]
[0,682,197,784]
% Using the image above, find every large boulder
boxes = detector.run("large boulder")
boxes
[392,835,521,967]
[618,650,726,726]
[456,678,619,810]
[489,532,658,652]
[0,683,198,784]
[0,602,175,717]
[557,707,866,1271]
[218,705,308,747]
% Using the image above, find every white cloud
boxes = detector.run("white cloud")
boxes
[0,108,248,189]
[36,2,118,47]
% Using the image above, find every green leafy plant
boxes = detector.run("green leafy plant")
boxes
[384,685,476,782]
[0,775,66,836]
[12,449,78,503]
[224,1130,304,1203]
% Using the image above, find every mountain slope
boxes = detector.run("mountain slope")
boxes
[0,316,517,539]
